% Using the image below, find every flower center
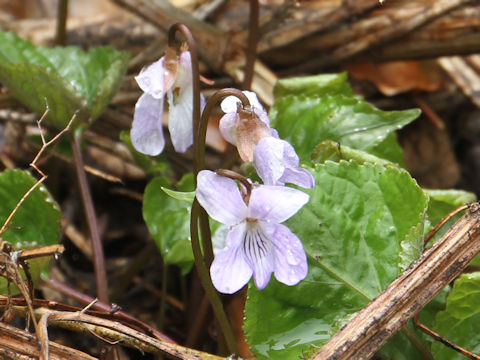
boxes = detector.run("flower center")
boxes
[243,222,271,266]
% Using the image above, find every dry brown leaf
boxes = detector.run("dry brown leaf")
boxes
[344,60,444,95]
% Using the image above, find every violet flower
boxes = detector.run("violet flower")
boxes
[131,48,193,155]
[196,170,309,294]
[219,91,271,162]
[254,136,315,189]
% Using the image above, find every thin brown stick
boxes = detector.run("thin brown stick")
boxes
[413,314,480,359]
[424,204,469,246]
[71,132,109,303]
[0,110,74,238]
[24,306,223,360]
[44,278,175,343]
[14,245,65,261]
[0,320,98,360]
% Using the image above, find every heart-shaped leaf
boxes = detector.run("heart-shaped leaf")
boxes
[0,170,62,293]
[244,161,429,359]
[0,30,129,129]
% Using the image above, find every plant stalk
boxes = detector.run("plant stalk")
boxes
[190,199,237,354]
[242,0,259,90]
[55,0,69,46]
[71,131,109,303]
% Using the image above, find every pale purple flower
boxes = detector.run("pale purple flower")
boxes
[219,91,271,161]
[196,170,309,294]
[254,136,315,189]
[131,49,193,155]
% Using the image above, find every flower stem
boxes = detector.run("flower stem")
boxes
[71,130,109,303]
[196,89,250,266]
[242,0,259,91]
[55,0,69,46]
[190,89,251,354]
[190,199,238,354]
[196,89,251,174]
[216,169,253,205]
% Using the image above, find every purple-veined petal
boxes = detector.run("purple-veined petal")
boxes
[210,223,252,294]
[196,170,247,225]
[243,222,274,290]
[280,167,315,189]
[135,57,166,99]
[130,93,165,156]
[248,185,309,223]
[219,112,239,145]
[261,222,308,286]
[167,84,193,153]
[253,136,287,185]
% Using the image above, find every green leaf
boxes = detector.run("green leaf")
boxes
[270,94,420,162]
[143,176,194,274]
[244,161,429,359]
[274,73,354,99]
[0,170,61,247]
[0,170,61,293]
[161,188,195,203]
[432,273,480,359]
[0,30,129,129]
[370,132,405,166]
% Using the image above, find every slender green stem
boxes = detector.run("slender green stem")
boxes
[242,0,259,90]
[71,131,109,303]
[190,199,237,354]
[55,0,69,46]
[189,89,251,355]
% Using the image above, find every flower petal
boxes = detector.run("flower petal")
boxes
[196,170,247,225]
[261,222,308,286]
[248,185,309,223]
[212,224,229,255]
[280,167,315,189]
[220,91,269,126]
[254,136,315,188]
[253,136,287,185]
[166,51,194,153]
[130,93,165,156]
[135,57,166,99]
[243,222,274,290]
[167,83,193,153]
[210,223,253,294]
[219,112,239,145]
[221,94,241,113]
